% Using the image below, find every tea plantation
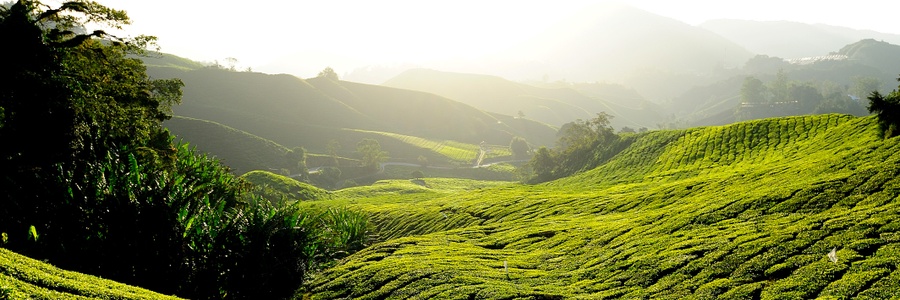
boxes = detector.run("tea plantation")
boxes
[299,114,900,299]
[0,248,182,300]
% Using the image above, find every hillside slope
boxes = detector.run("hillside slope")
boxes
[164,116,293,174]
[149,67,558,163]
[0,248,181,299]
[302,114,900,299]
[384,69,662,129]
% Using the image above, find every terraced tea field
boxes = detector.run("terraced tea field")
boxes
[0,248,182,299]
[300,114,900,299]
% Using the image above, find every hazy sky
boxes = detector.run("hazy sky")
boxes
[94,0,900,76]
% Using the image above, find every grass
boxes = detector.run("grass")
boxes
[298,114,900,299]
[0,248,182,299]
[357,130,513,164]
[240,170,331,204]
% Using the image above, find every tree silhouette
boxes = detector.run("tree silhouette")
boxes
[510,137,530,159]
[867,76,900,138]
[356,138,387,170]
[318,66,339,81]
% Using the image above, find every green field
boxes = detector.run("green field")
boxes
[298,114,900,299]
[359,130,513,164]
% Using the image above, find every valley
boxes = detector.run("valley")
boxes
[4,1,900,299]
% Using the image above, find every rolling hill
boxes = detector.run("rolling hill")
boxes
[384,68,663,130]
[0,248,182,299]
[148,67,558,164]
[837,39,900,76]
[163,116,294,174]
[297,114,900,298]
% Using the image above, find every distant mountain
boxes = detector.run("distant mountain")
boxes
[700,19,900,59]
[384,69,663,130]
[491,3,752,83]
[837,39,900,76]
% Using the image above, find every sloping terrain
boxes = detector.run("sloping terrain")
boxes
[384,69,663,130]
[163,115,516,176]
[148,67,558,153]
[0,248,182,299]
[300,114,900,299]
[837,39,900,76]
[164,116,294,174]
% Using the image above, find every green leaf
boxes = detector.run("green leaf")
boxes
[28,225,39,242]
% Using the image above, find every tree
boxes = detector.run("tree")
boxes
[867,77,900,138]
[0,0,180,168]
[527,147,555,181]
[556,112,615,153]
[743,54,789,74]
[356,138,387,170]
[852,76,883,99]
[509,137,530,159]
[224,57,238,71]
[326,139,341,166]
[790,84,823,112]
[417,155,429,167]
[316,166,342,188]
[285,146,308,180]
[740,76,767,105]
[318,66,339,81]
[769,69,789,103]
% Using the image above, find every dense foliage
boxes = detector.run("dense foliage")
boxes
[0,248,182,299]
[867,77,900,138]
[0,1,371,299]
[523,112,633,183]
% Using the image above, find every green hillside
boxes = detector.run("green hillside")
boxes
[147,67,557,149]
[0,248,182,299]
[163,116,294,174]
[240,170,331,205]
[299,114,900,299]
[838,39,900,76]
[163,115,515,176]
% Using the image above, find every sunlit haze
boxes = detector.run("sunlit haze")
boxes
[97,0,900,78]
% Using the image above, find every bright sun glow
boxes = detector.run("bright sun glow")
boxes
[97,0,900,77]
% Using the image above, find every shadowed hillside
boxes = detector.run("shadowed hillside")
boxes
[148,67,558,155]
[163,116,293,174]
[0,248,182,299]
[299,114,900,298]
